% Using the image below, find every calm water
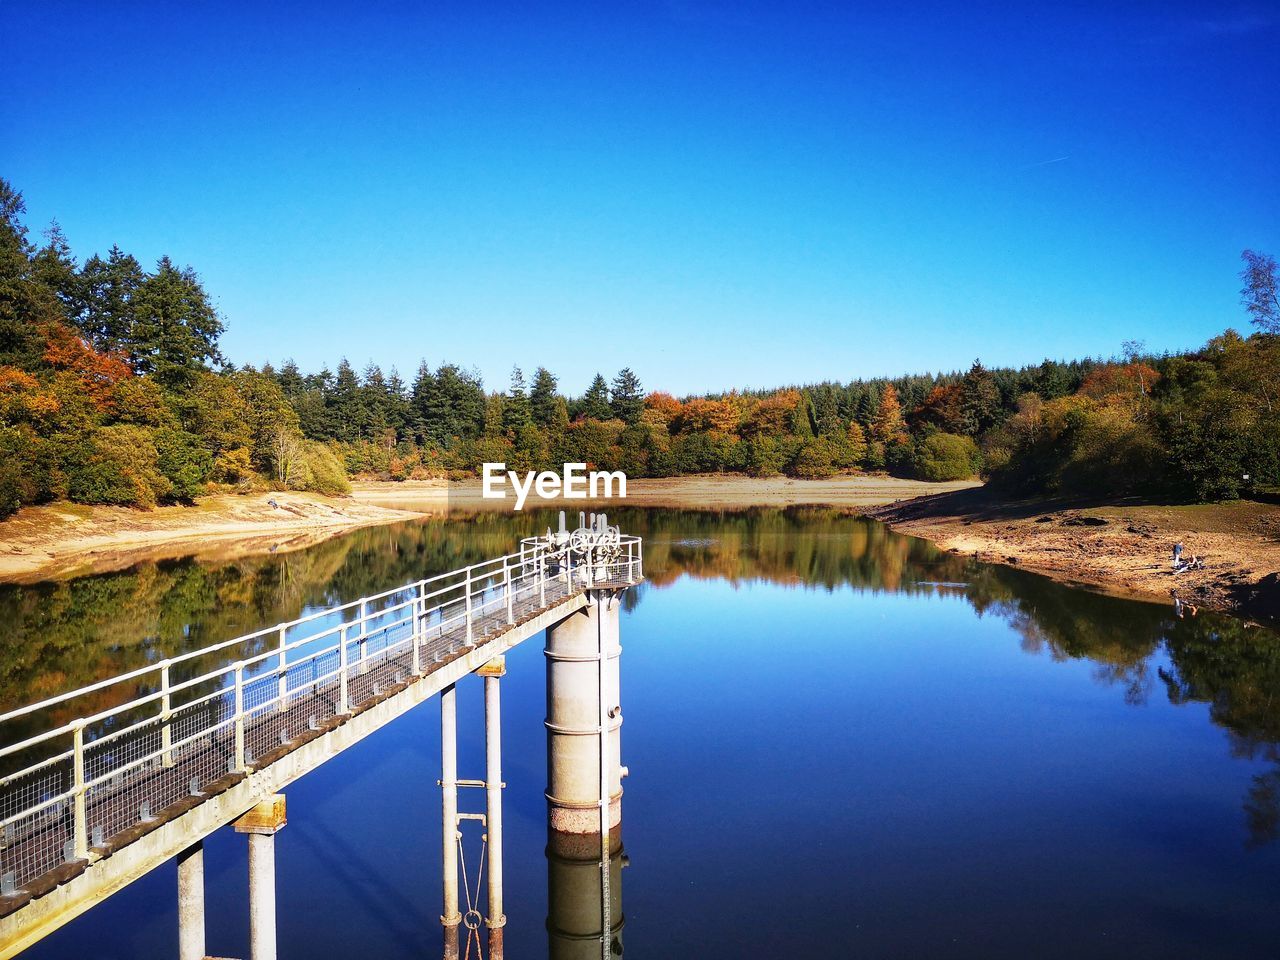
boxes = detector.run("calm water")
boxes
[5,507,1280,959]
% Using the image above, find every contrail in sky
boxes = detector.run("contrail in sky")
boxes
[1026,155,1071,167]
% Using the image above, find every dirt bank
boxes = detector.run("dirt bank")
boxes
[351,474,982,510]
[868,487,1280,619]
[0,493,422,583]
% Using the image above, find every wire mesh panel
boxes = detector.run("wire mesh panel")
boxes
[0,762,73,890]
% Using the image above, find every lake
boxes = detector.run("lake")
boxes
[5,506,1280,959]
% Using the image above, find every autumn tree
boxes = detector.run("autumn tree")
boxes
[871,383,908,444]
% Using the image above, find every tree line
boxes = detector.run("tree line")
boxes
[1,175,1277,517]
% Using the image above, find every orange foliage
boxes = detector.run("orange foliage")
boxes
[644,391,683,426]
[911,383,962,432]
[674,397,740,434]
[0,366,61,422]
[742,390,801,437]
[41,322,133,412]
[1078,362,1160,402]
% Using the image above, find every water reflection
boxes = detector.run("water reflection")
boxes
[3,506,1279,846]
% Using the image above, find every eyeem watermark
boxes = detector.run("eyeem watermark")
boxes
[482,462,627,511]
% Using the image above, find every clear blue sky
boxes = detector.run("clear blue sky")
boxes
[2,1,1277,396]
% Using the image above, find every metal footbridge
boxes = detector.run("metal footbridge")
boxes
[0,517,642,958]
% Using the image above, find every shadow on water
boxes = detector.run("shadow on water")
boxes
[2,505,1279,848]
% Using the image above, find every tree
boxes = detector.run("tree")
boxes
[529,367,559,428]
[32,222,80,317]
[504,366,532,432]
[1241,250,1279,334]
[957,361,1001,435]
[871,383,908,444]
[610,368,644,424]
[329,359,362,442]
[266,425,304,484]
[580,373,612,420]
[129,257,224,388]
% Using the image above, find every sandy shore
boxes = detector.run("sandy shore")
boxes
[869,488,1280,619]
[0,493,421,583]
[350,474,982,510]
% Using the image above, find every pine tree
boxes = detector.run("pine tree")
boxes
[130,257,224,388]
[330,359,362,443]
[609,367,644,424]
[504,365,532,432]
[580,373,612,420]
[78,245,144,356]
[530,366,560,427]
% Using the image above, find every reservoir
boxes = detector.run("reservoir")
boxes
[5,507,1279,959]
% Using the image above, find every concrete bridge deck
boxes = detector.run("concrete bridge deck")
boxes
[0,535,642,958]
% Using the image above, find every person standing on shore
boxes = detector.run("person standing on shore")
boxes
[1173,542,1184,568]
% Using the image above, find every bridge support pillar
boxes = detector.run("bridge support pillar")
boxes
[234,794,287,960]
[545,594,623,838]
[546,593,624,959]
[177,839,205,960]
[440,683,461,960]
[479,658,507,959]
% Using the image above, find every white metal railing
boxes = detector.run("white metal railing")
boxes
[0,534,642,895]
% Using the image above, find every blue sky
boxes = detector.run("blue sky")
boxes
[2,1,1277,395]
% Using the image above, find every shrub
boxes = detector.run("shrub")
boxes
[67,425,170,507]
[287,441,350,495]
[788,440,836,479]
[153,428,212,501]
[914,432,980,481]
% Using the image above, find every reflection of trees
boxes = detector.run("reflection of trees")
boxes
[4,505,1280,846]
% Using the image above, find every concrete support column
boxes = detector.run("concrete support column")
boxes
[234,795,287,960]
[547,831,626,960]
[479,658,507,958]
[177,839,205,960]
[440,683,461,960]
[545,595,623,839]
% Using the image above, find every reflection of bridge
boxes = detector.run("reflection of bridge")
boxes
[0,514,641,960]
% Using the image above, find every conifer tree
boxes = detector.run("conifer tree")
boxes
[504,365,532,432]
[610,367,644,424]
[581,373,612,420]
[530,366,560,427]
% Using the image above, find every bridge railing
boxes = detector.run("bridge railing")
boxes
[0,535,642,895]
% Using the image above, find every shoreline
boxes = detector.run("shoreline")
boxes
[867,488,1280,620]
[0,493,422,584]
[1,478,1275,622]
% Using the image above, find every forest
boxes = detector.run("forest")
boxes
[2,175,1278,517]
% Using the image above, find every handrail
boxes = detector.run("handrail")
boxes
[0,533,643,896]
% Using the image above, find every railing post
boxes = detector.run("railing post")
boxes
[464,567,474,647]
[358,599,369,676]
[413,582,424,676]
[161,659,174,767]
[338,624,350,715]
[72,720,87,861]
[539,550,546,606]
[505,558,514,625]
[276,626,288,713]
[234,662,246,772]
